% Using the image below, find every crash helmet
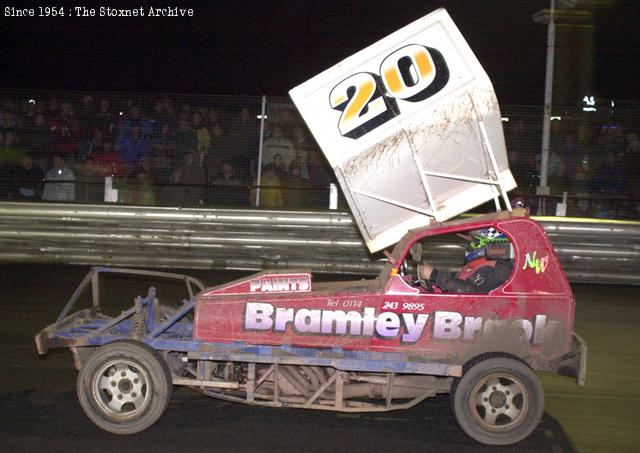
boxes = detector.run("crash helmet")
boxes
[464,227,511,262]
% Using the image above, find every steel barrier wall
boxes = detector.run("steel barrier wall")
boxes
[0,202,638,285]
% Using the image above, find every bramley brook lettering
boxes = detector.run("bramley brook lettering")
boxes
[244,302,554,344]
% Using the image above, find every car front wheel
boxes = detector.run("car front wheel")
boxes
[452,356,544,445]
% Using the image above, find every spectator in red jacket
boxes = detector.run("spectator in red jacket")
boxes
[50,102,80,162]
[94,141,125,178]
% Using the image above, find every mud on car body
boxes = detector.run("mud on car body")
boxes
[35,210,586,445]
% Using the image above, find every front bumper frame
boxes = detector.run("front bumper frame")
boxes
[554,332,587,386]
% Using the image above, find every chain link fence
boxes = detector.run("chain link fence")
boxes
[501,105,640,219]
[0,89,638,219]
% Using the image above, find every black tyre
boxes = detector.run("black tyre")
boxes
[452,357,544,446]
[77,340,173,434]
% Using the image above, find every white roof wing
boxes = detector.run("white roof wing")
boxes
[290,8,516,252]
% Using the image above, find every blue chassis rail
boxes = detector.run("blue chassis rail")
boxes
[35,267,463,378]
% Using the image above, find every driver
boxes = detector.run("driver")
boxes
[417,228,513,293]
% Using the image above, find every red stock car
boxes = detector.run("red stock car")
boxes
[36,208,586,445]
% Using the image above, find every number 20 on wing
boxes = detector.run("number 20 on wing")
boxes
[329,44,449,139]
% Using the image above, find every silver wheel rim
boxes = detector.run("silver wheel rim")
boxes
[92,359,151,419]
[468,372,528,433]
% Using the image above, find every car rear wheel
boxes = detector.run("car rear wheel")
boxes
[77,340,172,434]
[452,357,544,445]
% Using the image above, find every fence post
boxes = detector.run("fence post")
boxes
[255,95,268,207]
[537,0,557,197]
[104,176,118,203]
[329,183,338,210]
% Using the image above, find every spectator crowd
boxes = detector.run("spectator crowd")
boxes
[0,93,333,208]
[505,115,640,219]
[0,92,639,219]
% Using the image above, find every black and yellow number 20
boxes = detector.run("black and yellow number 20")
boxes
[329,44,449,140]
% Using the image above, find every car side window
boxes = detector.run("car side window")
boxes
[412,228,514,294]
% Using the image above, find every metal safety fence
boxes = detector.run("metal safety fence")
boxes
[0,202,638,285]
[1,89,639,219]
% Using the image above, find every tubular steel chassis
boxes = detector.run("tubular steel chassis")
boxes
[36,267,459,412]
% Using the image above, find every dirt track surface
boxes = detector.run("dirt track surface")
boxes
[1,265,638,452]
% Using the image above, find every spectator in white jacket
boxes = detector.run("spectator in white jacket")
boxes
[43,153,76,201]
[262,126,295,168]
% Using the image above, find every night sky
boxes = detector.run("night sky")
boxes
[2,1,638,105]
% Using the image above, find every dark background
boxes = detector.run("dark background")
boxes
[1,1,639,105]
